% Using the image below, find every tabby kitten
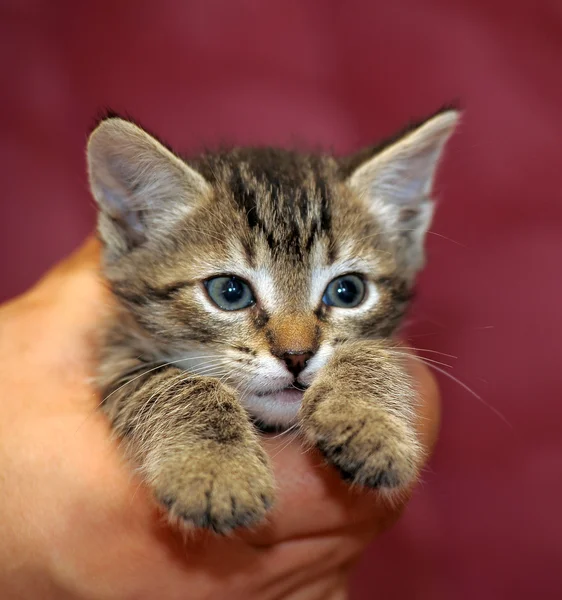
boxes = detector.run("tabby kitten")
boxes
[88,109,459,533]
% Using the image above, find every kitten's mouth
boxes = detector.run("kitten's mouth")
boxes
[290,382,309,392]
[245,383,309,431]
[255,382,309,397]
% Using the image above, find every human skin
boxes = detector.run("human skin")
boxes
[0,238,440,600]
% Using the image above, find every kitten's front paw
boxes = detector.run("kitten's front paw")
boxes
[300,390,422,491]
[150,444,275,535]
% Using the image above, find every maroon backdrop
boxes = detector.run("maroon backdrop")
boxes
[2,1,561,598]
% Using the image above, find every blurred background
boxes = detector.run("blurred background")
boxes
[1,1,561,597]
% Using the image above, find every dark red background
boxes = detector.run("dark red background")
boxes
[2,1,561,598]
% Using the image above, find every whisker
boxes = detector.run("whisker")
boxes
[136,370,190,446]
[268,422,300,441]
[394,346,458,359]
[187,361,234,376]
[387,350,454,370]
[75,354,239,436]
[426,229,467,248]
[269,426,300,458]
[406,354,512,428]
[101,355,224,405]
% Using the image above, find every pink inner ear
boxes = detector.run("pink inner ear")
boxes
[373,145,445,208]
[350,112,458,214]
[103,186,146,244]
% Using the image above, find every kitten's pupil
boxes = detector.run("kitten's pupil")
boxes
[224,278,244,303]
[323,275,365,308]
[336,279,357,304]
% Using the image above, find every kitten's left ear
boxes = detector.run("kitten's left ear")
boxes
[345,109,460,273]
[87,117,210,261]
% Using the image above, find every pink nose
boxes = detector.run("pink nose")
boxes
[282,351,313,377]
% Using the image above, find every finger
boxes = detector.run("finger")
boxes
[406,349,441,455]
[36,235,101,282]
[9,237,114,373]
[21,235,108,321]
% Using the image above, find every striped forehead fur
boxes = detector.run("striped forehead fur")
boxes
[190,148,339,264]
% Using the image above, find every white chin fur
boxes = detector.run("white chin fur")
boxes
[242,390,303,428]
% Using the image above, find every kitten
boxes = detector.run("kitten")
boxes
[88,109,459,533]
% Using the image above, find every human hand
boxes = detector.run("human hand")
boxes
[0,238,440,600]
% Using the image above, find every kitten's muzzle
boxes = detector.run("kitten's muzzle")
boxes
[282,351,313,377]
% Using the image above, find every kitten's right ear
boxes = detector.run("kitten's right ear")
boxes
[87,118,210,260]
[343,109,460,276]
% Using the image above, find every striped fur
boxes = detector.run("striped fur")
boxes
[88,109,459,532]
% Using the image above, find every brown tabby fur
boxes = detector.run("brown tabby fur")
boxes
[88,108,459,533]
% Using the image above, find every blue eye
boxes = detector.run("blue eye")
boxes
[205,276,255,311]
[322,274,366,308]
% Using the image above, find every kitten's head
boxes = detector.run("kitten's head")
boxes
[87,109,459,428]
